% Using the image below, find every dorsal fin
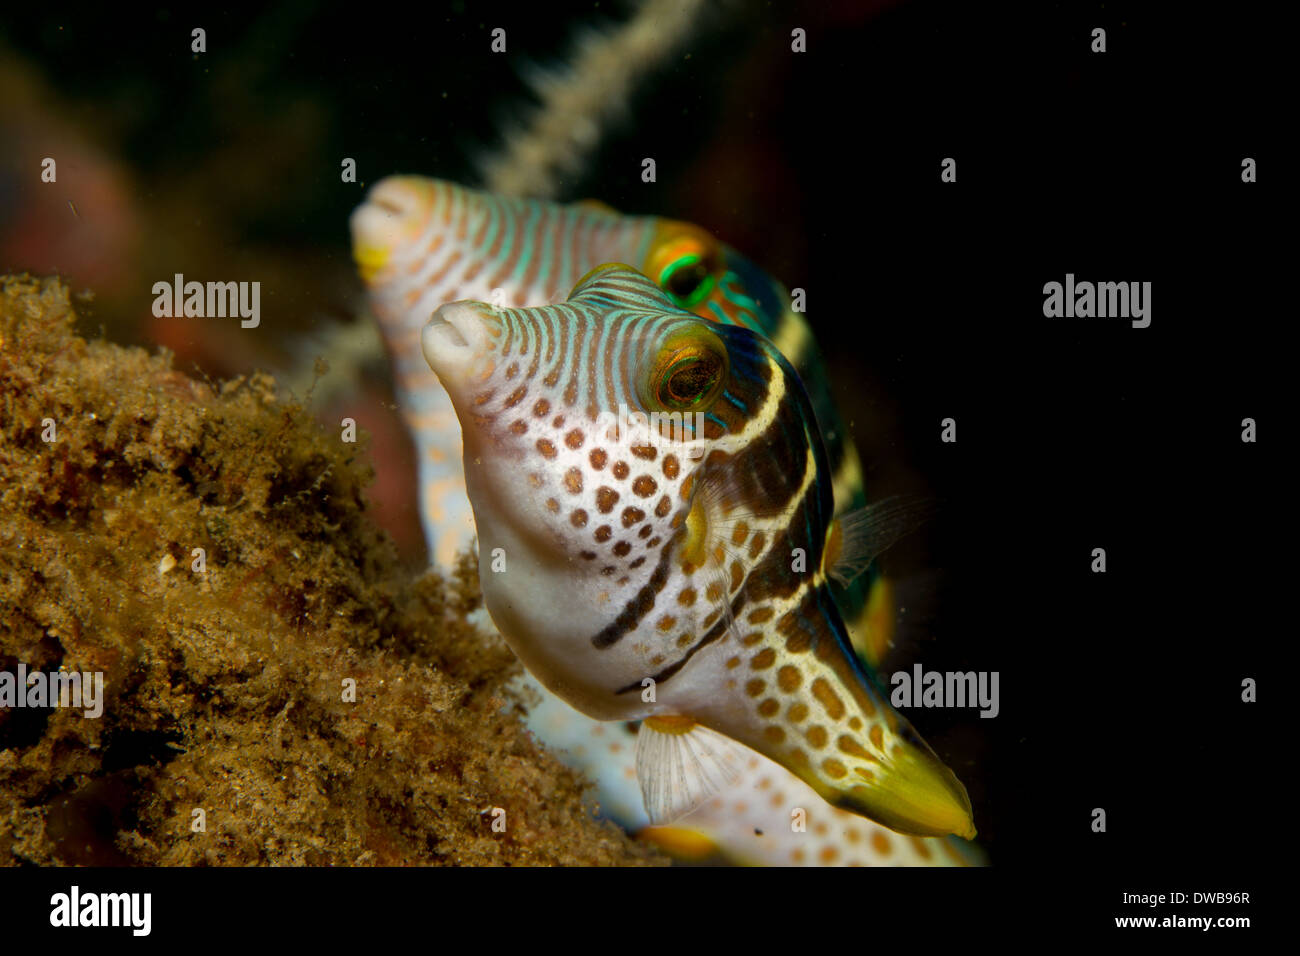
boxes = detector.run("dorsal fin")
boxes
[568,263,676,310]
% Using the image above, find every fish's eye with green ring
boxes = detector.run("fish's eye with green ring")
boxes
[645,329,728,413]
[659,253,717,309]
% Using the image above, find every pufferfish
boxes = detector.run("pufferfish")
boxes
[351,175,898,672]
[420,263,975,839]
[349,177,875,655]
[350,176,965,860]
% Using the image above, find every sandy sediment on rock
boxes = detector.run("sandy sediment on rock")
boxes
[0,275,663,866]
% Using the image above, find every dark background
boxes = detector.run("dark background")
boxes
[0,0,1282,881]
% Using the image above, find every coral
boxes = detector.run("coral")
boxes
[0,275,663,866]
[481,0,706,198]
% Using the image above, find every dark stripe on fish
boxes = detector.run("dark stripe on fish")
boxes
[589,527,683,649]
[614,591,748,694]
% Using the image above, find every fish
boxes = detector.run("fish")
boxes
[419,263,976,839]
[351,176,971,860]
[349,177,886,669]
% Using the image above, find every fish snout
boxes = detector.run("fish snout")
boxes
[350,176,434,283]
[422,301,496,389]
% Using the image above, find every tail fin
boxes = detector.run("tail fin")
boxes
[640,735,984,867]
[504,668,984,866]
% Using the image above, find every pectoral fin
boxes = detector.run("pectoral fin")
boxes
[824,495,937,587]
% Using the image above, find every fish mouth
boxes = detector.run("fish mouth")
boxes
[366,189,411,218]
[422,301,492,383]
[349,176,432,282]
[426,314,468,349]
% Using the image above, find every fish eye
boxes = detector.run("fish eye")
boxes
[659,253,716,309]
[647,230,723,311]
[648,331,728,412]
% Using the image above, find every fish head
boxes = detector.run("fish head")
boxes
[350,176,658,313]
[421,263,802,718]
[351,175,792,333]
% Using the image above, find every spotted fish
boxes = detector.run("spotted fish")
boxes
[350,177,886,669]
[419,264,975,839]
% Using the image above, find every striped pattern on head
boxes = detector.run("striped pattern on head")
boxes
[350,178,659,564]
